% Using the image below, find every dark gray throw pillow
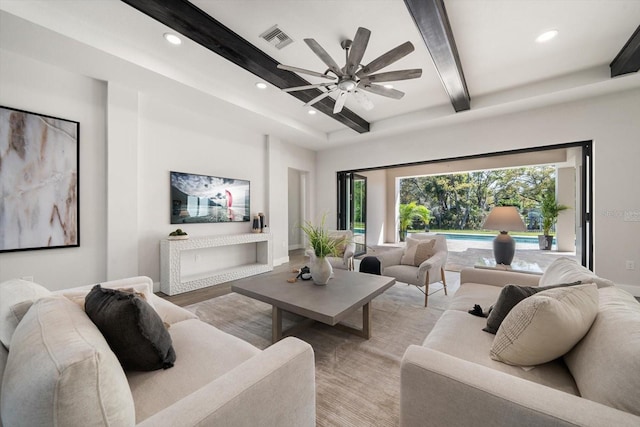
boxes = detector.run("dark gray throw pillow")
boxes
[85,284,176,371]
[483,281,582,334]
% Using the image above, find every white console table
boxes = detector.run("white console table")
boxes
[160,233,273,295]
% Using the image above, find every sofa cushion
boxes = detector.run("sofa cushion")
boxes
[447,282,503,312]
[401,237,436,266]
[564,287,640,416]
[490,284,599,366]
[127,318,260,422]
[0,278,51,348]
[62,281,155,311]
[423,309,579,394]
[539,257,614,288]
[483,281,582,334]
[85,284,176,371]
[0,296,135,426]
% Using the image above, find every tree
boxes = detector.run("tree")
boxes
[398,202,431,241]
[399,166,557,231]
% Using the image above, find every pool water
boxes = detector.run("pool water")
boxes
[437,232,554,245]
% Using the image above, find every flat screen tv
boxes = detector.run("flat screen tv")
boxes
[170,171,250,224]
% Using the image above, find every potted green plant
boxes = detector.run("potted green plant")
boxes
[398,202,431,242]
[539,192,569,250]
[300,216,347,285]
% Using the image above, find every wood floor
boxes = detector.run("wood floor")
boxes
[158,249,308,307]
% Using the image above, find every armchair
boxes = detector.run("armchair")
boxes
[306,229,355,271]
[376,233,448,306]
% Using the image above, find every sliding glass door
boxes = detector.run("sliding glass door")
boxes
[337,172,367,256]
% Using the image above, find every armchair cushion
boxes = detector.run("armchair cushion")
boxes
[401,237,436,266]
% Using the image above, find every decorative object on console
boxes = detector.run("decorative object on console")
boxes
[170,171,250,224]
[0,106,79,253]
[252,215,261,233]
[482,206,526,265]
[168,228,189,240]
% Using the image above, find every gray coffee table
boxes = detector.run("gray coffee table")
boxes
[231,269,396,342]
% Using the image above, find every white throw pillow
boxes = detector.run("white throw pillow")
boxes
[490,283,599,366]
[0,278,51,349]
[540,257,614,288]
[401,237,436,266]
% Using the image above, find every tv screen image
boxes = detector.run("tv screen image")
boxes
[170,171,250,224]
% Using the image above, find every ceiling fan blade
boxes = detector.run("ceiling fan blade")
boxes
[277,64,335,80]
[346,27,371,76]
[360,68,422,83]
[333,90,348,114]
[304,38,343,76]
[304,89,335,107]
[359,83,405,99]
[282,82,335,92]
[352,90,374,111]
[356,41,415,77]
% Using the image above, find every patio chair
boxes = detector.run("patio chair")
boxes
[376,233,448,306]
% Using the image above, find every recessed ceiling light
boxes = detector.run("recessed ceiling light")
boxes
[536,29,558,43]
[308,110,317,115]
[383,84,394,89]
[163,33,182,45]
[255,82,268,89]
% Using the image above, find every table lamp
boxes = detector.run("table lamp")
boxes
[482,206,526,265]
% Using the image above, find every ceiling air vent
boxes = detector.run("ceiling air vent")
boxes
[259,25,293,50]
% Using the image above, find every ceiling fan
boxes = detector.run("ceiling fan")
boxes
[277,27,422,114]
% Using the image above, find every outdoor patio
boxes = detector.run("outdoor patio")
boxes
[363,237,577,274]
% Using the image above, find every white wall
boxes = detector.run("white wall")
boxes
[267,136,316,265]
[136,92,268,283]
[358,170,387,246]
[0,49,317,289]
[288,168,303,249]
[317,89,640,290]
[0,50,107,290]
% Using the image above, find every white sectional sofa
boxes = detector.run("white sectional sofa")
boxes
[400,259,640,426]
[0,276,316,426]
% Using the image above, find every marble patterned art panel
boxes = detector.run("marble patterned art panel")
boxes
[0,106,79,252]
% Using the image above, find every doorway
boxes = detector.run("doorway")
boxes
[337,172,367,256]
[337,141,593,269]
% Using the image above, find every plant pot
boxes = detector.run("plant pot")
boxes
[310,256,333,285]
[399,230,407,242]
[538,235,553,250]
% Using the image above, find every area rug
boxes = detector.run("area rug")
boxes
[186,284,446,426]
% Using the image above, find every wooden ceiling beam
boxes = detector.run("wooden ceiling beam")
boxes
[610,25,640,77]
[120,0,370,133]
[403,0,470,112]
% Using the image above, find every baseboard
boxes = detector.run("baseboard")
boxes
[288,244,303,250]
[617,283,640,297]
[153,281,160,293]
[274,256,289,266]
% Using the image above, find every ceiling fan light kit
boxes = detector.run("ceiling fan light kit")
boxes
[277,27,422,114]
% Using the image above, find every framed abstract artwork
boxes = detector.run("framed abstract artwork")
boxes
[0,106,80,252]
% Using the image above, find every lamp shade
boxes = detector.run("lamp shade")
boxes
[482,206,526,232]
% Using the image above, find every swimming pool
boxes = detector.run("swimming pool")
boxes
[436,232,553,245]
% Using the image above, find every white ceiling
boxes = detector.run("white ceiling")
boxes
[1,0,639,150]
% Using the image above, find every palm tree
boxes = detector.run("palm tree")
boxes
[539,192,569,250]
[399,202,431,241]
